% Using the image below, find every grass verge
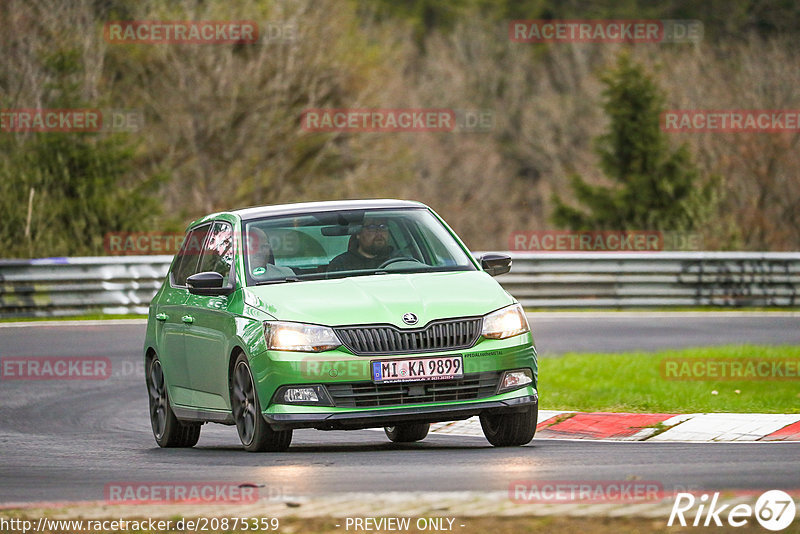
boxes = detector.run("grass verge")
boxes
[539,344,800,414]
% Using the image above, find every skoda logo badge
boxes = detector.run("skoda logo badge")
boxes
[402,313,418,325]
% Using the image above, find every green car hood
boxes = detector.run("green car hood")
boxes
[244,270,513,327]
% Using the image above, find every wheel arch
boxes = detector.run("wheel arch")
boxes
[144,346,157,377]
[227,344,247,393]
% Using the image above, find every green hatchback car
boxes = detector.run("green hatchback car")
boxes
[144,199,538,451]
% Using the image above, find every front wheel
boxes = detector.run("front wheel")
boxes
[480,405,537,447]
[384,423,430,443]
[231,353,292,452]
[146,355,201,448]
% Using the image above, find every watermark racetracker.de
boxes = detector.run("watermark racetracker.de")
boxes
[0,109,143,133]
[103,20,297,45]
[1,357,151,381]
[102,481,289,504]
[510,480,665,503]
[509,230,703,252]
[509,19,703,44]
[661,110,800,133]
[661,358,800,381]
[301,108,494,133]
[0,357,112,380]
[103,227,270,256]
[104,21,259,44]
[104,232,187,256]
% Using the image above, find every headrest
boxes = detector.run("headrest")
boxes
[348,234,359,253]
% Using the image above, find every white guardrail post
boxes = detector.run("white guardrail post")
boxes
[0,252,798,317]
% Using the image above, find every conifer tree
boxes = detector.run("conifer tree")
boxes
[551,53,716,232]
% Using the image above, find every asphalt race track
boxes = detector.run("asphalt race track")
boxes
[0,314,798,504]
[530,312,800,355]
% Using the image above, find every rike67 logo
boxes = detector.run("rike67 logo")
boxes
[669,490,796,531]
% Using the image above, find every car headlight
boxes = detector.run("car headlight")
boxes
[264,322,341,352]
[481,303,529,340]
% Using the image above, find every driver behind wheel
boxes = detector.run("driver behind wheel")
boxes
[327,216,394,272]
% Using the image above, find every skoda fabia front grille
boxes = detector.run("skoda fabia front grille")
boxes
[334,317,483,356]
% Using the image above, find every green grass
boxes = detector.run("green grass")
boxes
[0,313,146,323]
[539,345,800,414]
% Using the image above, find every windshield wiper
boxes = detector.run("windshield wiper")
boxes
[254,276,302,285]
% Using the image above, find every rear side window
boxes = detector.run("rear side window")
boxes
[197,221,234,280]
[171,224,211,286]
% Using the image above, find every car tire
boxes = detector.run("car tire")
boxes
[384,423,430,443]
[231,352,292,452]
[146,355,201,448]
[479,404,538,447]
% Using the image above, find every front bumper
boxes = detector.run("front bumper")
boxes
[250,332,538,430]
[264,392,538,430]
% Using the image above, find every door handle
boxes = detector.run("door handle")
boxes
[182,315,194,324]
[155,313,168,321]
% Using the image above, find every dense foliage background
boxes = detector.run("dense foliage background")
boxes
[1,0,798,257]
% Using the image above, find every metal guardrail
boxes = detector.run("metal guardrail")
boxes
[500,252,800,308]
[0,256,173,318]
[0,252,798,318]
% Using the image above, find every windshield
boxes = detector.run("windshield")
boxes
[242,208,476,284]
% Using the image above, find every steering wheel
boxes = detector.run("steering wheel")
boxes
[378,256,422,269]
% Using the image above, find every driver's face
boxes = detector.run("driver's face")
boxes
[358,218,389,254]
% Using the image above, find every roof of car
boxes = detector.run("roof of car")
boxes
[230,199,428,221]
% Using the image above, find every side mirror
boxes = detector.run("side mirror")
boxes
[480,253,512,277]
[186,271,233,296]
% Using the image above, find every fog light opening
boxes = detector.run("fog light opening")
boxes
[500,369,533,393]
[284,387,319,403]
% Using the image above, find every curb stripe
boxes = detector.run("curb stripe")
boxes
[760,419,800,441]
[647,413,800,442]
[534,412,676,440]
[427,412,800,442]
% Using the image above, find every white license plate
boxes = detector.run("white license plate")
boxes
[371,356,463,383]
